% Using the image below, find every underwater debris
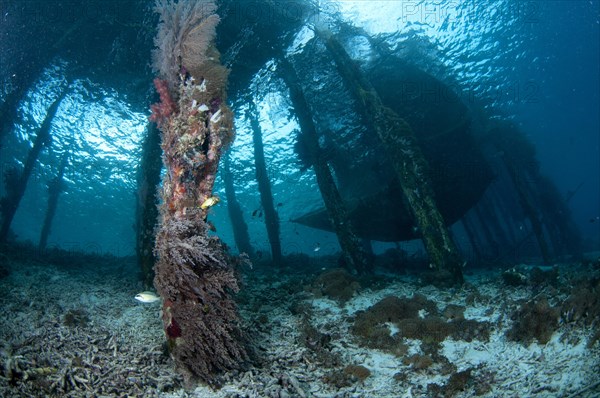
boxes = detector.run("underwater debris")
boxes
[421,269,464,289]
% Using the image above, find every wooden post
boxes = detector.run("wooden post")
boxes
[502,160,551,263]
[279,59,370,273]
[135,122,162,288]
[488,122,552,264]
[1,87,69,242]
[318,30,463,284]
[223,152,254,257]
[247,102,283,266]
[39,151,68,251]
[478,196,511,254]
[461,214,484,262]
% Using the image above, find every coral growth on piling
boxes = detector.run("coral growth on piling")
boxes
[149,78,177,127]
[149,0,246,387]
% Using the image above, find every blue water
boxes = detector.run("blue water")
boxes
[0,0,598,258]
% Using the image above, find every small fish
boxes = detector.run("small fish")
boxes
[135,291,160,303]
[277,202,283,207]
[252,209,259,217]
[200,196,219,210]
[207,221,217,232]
[313,243,321,252]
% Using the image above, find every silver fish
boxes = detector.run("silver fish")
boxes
[135,291,160,303]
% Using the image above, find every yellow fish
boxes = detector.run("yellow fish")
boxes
[200,196,219,210]
[134,291,160,303]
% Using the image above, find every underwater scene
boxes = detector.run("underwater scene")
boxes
[1,0,599,397]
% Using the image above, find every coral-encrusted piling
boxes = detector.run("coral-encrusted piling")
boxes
[150,0,247,386]
[317,29,464,285]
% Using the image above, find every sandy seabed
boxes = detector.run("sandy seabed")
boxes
[1,251,599,398]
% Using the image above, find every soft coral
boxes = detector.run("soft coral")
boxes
[149,78,176,127]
